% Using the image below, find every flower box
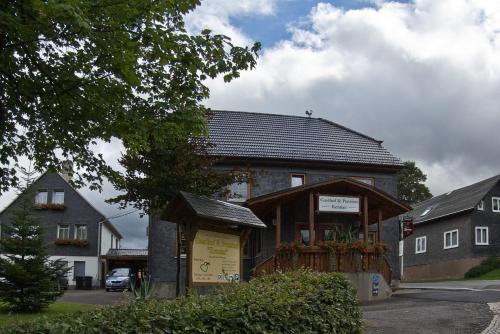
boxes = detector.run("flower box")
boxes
[35,203,66,211]
[54,239,89,247]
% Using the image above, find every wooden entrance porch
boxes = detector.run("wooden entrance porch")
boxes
[246,177,410,284]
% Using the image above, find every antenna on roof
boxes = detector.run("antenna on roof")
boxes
[305,110,313,118]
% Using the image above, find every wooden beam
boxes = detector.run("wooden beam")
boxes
[275,204,281,248]
[378,209,383,243]
[309,192,315,246]
[363,196,368,243]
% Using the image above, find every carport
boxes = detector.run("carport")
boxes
[101,249,148,287]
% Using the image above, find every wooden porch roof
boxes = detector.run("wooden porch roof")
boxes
[245,177,411,223]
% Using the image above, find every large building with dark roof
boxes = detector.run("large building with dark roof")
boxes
[149,110,406,292]
[403,175,500,280]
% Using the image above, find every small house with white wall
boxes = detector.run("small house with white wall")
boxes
[0,171,123,287]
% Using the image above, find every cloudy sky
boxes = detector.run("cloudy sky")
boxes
[2,0,500,248]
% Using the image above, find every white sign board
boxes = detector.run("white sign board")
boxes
[318,195,360,213]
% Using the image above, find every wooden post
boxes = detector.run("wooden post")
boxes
[363,196,368,243]
[184,223,198,296]
[275,204,281,248]
[309,192,315,246]
[240,229,252,280]
[378,209,383,243]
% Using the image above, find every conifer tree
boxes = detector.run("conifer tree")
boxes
[0,165,68,312]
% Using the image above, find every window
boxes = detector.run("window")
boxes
[492,197,500,212]
[74,225,87,240]
[421,207,432,217]
[35,190,48,204]
[52,190,65,204]
[299,229,310,246]
[475,227,489,245]
[228,181,249,202]
[291,174,305,187]
[57,224,70,240]
[444,229,459,249]
[478,200,484,211]
[415,236,427,254]
[350,177,375,186]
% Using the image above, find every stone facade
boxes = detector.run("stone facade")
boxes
[149,162,401,290]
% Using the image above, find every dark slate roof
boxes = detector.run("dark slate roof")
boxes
[409,175,500,224]
[106,249,148,257]
[207,110,403,167]
[180,191,266,228]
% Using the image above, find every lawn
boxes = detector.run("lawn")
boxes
[0,302,97,327]
[472,268,500,280]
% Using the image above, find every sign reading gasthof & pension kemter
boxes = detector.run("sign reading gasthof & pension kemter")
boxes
[318,195,360,213]
[192,229,240,284]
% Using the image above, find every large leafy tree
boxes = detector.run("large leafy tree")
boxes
[397,161,433,206]
[0,0,260,193]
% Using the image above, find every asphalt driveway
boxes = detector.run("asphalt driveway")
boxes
[363,289,495,334]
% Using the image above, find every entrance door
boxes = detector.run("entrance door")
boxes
[74,261,86,279]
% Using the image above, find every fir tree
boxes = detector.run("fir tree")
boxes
[0,165,68,312]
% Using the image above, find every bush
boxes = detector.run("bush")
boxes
[1,271,362,334]
[464,257,500,278]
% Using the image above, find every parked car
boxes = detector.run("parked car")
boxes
[105,268,133,292]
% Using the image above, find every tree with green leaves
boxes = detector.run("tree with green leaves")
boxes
[397,161,433,206]
[0,0,260,193]
[0,165,68,312]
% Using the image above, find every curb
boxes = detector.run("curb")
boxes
[398,286,483,292]
[481,302,500,334]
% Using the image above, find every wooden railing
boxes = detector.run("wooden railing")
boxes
[252,247,392,285]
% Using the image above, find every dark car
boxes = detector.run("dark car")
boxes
[105,268,133,292]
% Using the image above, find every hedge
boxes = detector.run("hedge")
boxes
[1,271,362,334]
[464,257,500,278]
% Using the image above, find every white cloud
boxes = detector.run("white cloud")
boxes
[206,0,500,195]
[185,0,277,45]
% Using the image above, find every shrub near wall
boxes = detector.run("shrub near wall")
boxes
[2,271,362,334]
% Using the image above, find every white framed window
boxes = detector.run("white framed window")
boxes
[35,190,48,204]
[477,200,484,211]
[291,174,305,187]
[475,227,489,245]
[415,236,427,254]
[74,225,87,240]
[444,229,459,249]
[57,224,70,240]
[228,181,249,202]
[492,197,500,212]
[52,190,65,204]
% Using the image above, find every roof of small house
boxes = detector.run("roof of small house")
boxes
[165,191,266,228]
[207,110,403,168]
[105,248,148,257]
[408,174,500,225]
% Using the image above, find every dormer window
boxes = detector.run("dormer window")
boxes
[52,190,65,205]
[420,207,432,217]
[477,200,484,211]
[35,190,48,204]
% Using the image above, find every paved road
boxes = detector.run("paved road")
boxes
[363,289,498,334]
[60,289,131,306]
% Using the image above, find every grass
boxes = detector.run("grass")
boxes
[470,268,500,280]
[0,302,97,327]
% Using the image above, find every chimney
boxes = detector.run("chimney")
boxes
[60,160,73,182]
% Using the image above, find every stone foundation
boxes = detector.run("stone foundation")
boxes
[404,257,486,281]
